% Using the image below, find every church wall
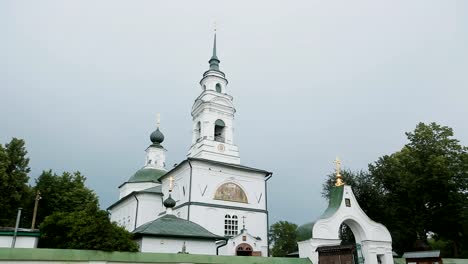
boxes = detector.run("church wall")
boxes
[161,165,191,206]
[139,237,216,255]
[109,196,137,231]
[137,193,164,227]
[188,205,268,255]
[110,193,163,232]
[190,161,267,211]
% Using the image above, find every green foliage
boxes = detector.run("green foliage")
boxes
[33,170,99,227]
[269,221,298,257]
[39,207,139,252]
[322,122,468,257]
[0,138,32,226]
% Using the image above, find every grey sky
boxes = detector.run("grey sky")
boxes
[1,1,467,226]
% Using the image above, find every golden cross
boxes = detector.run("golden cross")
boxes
[169,176,174,192]
[334,157,344,186]
[156,113,160,128]
[334,157,341,177]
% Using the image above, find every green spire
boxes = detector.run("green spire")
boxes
[209,33,220,71]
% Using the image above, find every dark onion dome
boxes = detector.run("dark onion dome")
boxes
[128,168,166,183]
[163,194,176,208]
[150,128,164,145]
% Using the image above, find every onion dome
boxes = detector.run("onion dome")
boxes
[150,128,165,145]
[163,194,176,208]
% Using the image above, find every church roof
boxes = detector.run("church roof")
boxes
[128,167,167,183]
[296,222,315,241]
[296,186,344,241]
[133,214,225,240]
[107,186,162,210]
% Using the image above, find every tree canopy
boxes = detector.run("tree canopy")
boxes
[0,138,138,252]
[322,122,468,257]
[0,138,32,226]
[269,221,298,257]
[39,207,138,252]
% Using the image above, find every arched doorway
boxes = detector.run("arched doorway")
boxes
[236,243,253,256]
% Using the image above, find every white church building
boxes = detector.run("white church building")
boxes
[108,33,271,257]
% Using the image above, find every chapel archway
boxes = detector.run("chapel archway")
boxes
[236,243,253,256]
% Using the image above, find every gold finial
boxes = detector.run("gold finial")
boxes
[169,176,174,192]
[334,157,344,186]
[156,113,160,128]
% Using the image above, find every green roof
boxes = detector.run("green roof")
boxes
[142,185,162,194]
[128,167,167,183]
[0,248,312,264]
[319,185,344,220]
[296,222,314,241]
[133,214,224,240]
[296,186,344,241]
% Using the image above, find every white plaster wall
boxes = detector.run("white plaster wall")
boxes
[139,237,216,255]
[219,230,267,256]
[0,236,38,248]
[144,146,166,169]
[110,193,163,232]
[109,196,137,231]
[137,193,164,227]
[200,73,228,93]
[190,162,267,210]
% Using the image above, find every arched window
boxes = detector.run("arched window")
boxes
[203,84,207,90]
[214,182,248,203]
[214,119,225,142]
[224,214,238,236]
[216,83,222,93]
[195,121,201,142]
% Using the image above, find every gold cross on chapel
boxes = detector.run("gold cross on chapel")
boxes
[334,157,344,187]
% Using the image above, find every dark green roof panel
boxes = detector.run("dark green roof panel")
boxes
[319,185,344,220]
[296,222,315,241]
[128,168,167,183]
[133,215,224,240]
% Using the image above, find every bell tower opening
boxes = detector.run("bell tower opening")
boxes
[214,119,225,142]
[216,83,222,93]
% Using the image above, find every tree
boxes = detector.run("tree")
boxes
[33,170,99,227]
[369,122,468,257]
[39,207,139,252]
[0,138,32,226]
[269,221,298,257]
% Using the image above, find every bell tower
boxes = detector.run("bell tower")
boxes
[187,33,240,164]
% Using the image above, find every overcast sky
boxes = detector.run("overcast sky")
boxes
[1,1,467,226]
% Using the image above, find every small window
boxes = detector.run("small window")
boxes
[345,198,351,207]
[216,83,222,93]
[148,159,152,165]
[203,84,207,90]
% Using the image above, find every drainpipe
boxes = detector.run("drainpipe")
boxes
[265,172,273,256]
[133,194,139,230]
[216,239,228,255]
[187,159,193,221]
[11,208,22,248]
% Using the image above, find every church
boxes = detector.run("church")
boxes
[107,33,271,257]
